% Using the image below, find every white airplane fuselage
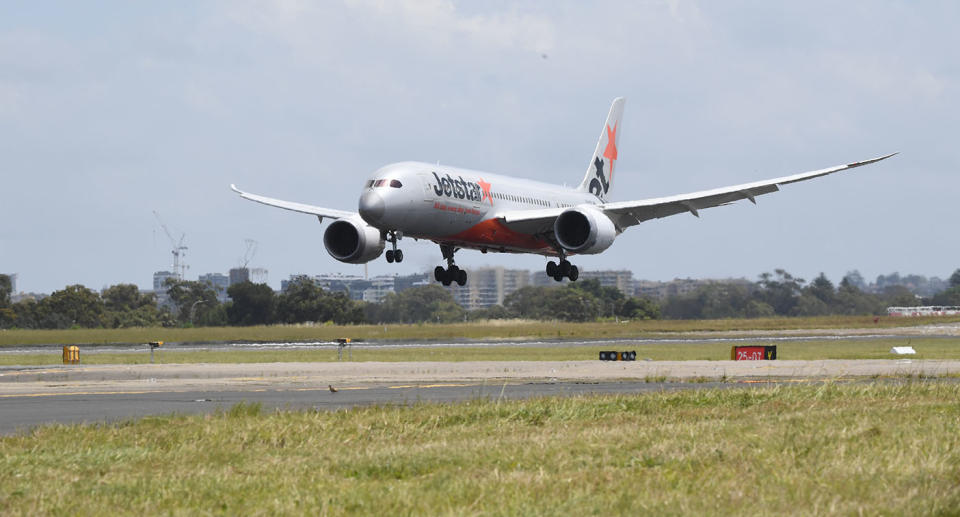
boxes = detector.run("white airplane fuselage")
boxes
[358,161,601,255]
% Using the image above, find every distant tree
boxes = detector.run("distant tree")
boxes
[367,285,463,323]
[102,284,153,312]
[276,278,329,323]
[467,304,512,321]
[881,285,920,308]
[568,279,624,318]
[835,279,885,315]
[275,277,361,324]
[791,294,831,316]
[756,269,805,316]
[165,279,222,326]
[102,283,166,328]
[950,269,960,288]
[930,287,960,306]
[503,286,554,320]
[42,285,105,328]
[619,297,660,320]
[806,273,836,306]
[661,282,755,320]
[0,274,11,308]
[226,282,276,326]
[842,270,868,291]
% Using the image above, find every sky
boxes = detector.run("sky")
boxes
[1,1,957,294]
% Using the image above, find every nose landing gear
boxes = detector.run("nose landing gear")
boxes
[385,231,403,263]
[434,244,467,286]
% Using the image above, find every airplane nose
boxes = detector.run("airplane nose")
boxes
[358,190,385,225]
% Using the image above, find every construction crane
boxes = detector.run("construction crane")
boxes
[153,210,188,281]
[240,238,257,269]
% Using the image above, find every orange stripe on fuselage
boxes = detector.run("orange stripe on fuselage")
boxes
[439,218,553,253]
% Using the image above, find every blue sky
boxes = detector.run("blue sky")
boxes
[1,1,957,293]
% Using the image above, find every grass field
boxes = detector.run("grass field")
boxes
[2,315,958,347]
[2,337,959,366]
[1,382,958,515]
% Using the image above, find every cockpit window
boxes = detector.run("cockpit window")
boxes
[367,178,402,188]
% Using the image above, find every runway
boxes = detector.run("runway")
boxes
[3,358,960,435]
[0,380,740,435]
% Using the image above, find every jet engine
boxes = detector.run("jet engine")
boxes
[554,206,617,254]
[323,216,385,264]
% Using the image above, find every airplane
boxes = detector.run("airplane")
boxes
[231,97,895,287]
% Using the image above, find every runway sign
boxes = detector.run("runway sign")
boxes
[731,345,777,361]
[599,351,636,361]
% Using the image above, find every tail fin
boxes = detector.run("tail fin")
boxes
[577,97,625,202]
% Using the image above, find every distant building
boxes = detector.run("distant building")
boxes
[362,276,396,303]
[198,273,230,302]
[578,269,634,296]
[152,271,178,309]
[229,268,250,286]
[249,267,268,285]
[443,267,530,310]
[531,271,571,287]
[634,278,752,299]
[394,272,430,292]
[282,273,395,303]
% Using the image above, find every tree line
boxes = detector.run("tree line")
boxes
[1,269,958,329]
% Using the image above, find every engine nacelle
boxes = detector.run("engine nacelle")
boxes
[554,206,617,254]
[323,216,385,264]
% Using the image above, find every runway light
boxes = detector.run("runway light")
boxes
[599,351,636,361]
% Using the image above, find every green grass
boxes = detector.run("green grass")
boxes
[2,337,958,366]
[2,315,958,346]
[2,382,959,515]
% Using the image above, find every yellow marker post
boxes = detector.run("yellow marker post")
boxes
[62,346,80,365]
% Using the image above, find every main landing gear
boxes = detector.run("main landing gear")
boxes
[546,257,579,282]
[434,244,467,286]
[385,231,403,263]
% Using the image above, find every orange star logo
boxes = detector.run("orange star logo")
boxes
[478,178,493,205]
[603,122,618,180]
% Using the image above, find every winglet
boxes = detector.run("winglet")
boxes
[846,152,898,169]
[230,184,242,194]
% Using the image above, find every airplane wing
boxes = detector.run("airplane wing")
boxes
[601,153,896,229]
[499,153,896,234]
[230,184,355,221]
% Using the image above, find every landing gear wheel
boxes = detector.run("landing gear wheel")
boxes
[553,273,564,282]
[385,250,394,263]
[546,261,558,277]
[394,249,403,263]
[568,265,579,281]
[559,260,571,276]
[456,269,467,286]
[434,266,445,282]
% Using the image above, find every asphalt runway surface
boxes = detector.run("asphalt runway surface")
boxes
[0,380,739,435]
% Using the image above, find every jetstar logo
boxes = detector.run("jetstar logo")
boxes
[589,122,618,198]
[431,172,493,205]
